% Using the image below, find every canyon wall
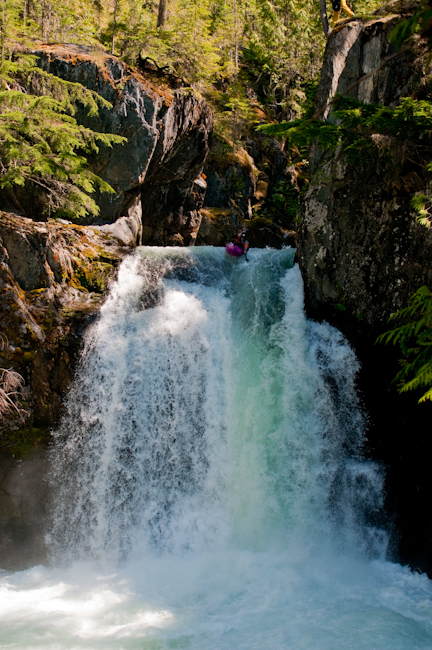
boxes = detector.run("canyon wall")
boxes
[298,1,432,574]
[2,44,213,246]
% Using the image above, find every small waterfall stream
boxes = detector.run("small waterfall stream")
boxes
[1,247,431,649]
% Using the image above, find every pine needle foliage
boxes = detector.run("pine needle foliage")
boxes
[259,95,432,149]
[0,0,127,220]
[377,286,432,403]
[0,1,125,223]
[0,89,124,219]
[259,95,432,223]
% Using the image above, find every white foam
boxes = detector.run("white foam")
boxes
[1,247,431,649]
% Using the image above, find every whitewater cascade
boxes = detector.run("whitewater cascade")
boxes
[1,247,432,650]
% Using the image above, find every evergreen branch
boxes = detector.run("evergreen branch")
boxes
[259,44,411,139]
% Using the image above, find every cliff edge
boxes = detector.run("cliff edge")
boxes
[298,2,432,575]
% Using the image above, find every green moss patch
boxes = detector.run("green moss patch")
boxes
[0,426,51,458]
[74,260,114,293]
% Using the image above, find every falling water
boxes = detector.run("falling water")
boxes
[1,247,432,649]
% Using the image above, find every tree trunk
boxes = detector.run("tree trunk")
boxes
[0,2,5,60]
[157,0,167,29]
[111,0,118,54]
[42,1,51,42]
[320,0,331,39]
[234,0,238,71]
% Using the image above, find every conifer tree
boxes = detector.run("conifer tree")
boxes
[0,2,125,220]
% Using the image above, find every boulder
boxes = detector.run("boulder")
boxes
[6,45,213,246]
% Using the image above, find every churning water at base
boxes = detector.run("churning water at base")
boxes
[1,247,432,649]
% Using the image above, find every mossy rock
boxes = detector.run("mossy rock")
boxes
[74,261,114,293]
[0,426,51,458]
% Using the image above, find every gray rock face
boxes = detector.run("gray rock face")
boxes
[299,143,432,328]
[298,3,432,577]
[315,3,427,119]
[299,6,432,330]
[18,46,213,245]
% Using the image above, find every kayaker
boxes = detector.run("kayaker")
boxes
[241,232,250,261]
[226,231,249,260]
[233,232,243,248]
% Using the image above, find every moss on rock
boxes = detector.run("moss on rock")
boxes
[0,210,131,439]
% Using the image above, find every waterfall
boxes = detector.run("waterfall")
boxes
[1,247,431,650]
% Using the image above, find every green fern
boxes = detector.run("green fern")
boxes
[377,286,432,403]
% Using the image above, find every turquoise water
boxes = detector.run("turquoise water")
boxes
[1,247,431,649]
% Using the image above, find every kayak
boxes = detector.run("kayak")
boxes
[225,243,244,257]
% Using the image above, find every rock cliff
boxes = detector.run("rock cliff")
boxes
[0,210,134,568]
[5,44,213,246]
[298,2,432,575]
[299,2,432,329]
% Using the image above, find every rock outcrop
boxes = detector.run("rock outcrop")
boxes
[315,0,425,118]
[299,3,432,329]
[0,210,135,569]
[6,45,213,246]
[297,3,432,575]
[300,142,432,329]
[0,211,129,429]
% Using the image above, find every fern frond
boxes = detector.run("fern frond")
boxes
[378,286,432,404]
